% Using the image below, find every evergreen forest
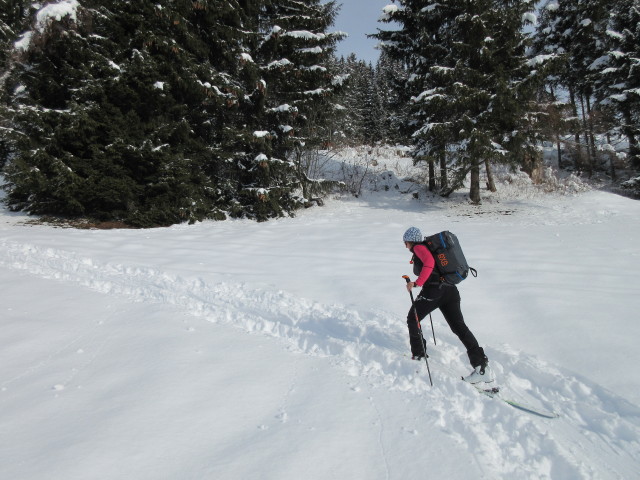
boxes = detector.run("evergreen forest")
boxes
[1,0,638,227]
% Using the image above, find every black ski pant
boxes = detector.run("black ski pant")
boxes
[406,283,485,367]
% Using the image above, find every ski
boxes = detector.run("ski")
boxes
[403,355,560,419]
[472,384,559,419]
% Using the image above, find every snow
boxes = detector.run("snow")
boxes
[303,65,327,72]
[303,88,326,96]
[298,47,323,55]
[588,55,610,71]
[546,1,560,11]
[606,29,624,41]
[13,31,33,51]
[239,53,254,63]
[1,149,640,479]
[331,74,349,86]
[283,31,323,41]
[420,3,441,13]
[413,89,445,103]
[266,59,293,70]
[36,0,80,31]
[380,4,401,21]
[271,104,294,113]
[610,94,628,102]
[527,54,556,67]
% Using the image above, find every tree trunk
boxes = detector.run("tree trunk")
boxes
[484,159,497,192]
[569,86,583,171]
[469,158,481,204]
[607,133,616,181]
[622,107,640,170]
[579,94,593,177]
[294,145,308,200]
[439,151,448,191]
[556,139,562,169]
[522,151,544,184]
[549,85,562,169]
[428,160,436,192]
[586,94,597,171]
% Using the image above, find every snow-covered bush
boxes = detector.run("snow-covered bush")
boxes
[620,176,640,198]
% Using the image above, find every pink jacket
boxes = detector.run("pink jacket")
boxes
[412,244,436,287]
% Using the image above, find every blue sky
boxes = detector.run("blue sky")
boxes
[333,0,393,64]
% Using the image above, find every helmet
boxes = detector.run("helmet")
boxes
[403,226,422,243]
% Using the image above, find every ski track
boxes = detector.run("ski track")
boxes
[2,239,640,479]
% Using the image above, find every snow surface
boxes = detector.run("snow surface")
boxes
[1,150,640,480]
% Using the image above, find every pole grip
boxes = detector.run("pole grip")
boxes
[402,275,415,302]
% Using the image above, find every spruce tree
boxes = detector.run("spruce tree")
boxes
[377,0,542,202]
[591,0,640,169]
[375,51,409,145]
[331,55,354,142]
[255,0,345,204]
[1,1,347,225]
[335,54,373,144]
[361,62,384,144]
[2,1,282,225]
[533,0,613,174]
[0,1,29,67]
[374,1,425,141]
[0,0,31,169]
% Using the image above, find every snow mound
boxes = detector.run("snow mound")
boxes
[2,239,640,479]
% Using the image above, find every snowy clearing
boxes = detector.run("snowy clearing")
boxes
[1,149,640,480]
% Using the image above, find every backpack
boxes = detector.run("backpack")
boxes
[423,231,477,285]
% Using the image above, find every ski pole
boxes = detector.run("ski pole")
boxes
[401,277,436,345]
[429,312,436,346]
[402,275,433,386]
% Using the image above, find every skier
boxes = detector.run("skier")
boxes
[402,226,494,384]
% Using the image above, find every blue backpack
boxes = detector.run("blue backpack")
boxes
[423,231,477,285]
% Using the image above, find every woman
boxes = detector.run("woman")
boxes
[402,226,493,384]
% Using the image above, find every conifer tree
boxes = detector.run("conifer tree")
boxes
[255,0,345,204]
[361,62,385,144]
[1,0,347,225]
[533,0,613,174]
[335,54,373,144]
[591,0,640,169]
[374,1,424,138]
[375,51,409,145]
[331,55,354,142]
[0,0,31,168]
[0,1,29,64]
[3,1,254,226]
[377,0,456,192]
[377,0,542,202]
